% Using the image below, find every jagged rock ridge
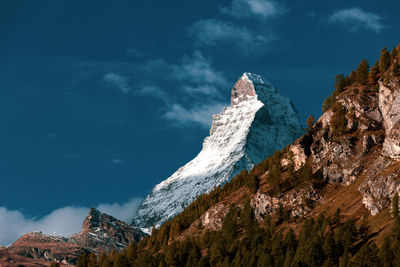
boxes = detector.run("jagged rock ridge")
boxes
[134,72,303,228]
[7,208,147,265]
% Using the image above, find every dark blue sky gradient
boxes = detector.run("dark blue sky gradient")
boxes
[0,0,399,217]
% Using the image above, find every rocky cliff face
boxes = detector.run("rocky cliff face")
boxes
[69,207,146,253]
[250,64,400,219]
[7,208,146,265]
[134,72,303,228]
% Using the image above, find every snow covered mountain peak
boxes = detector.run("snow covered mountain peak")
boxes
[231,72,275,106]
[134,73,303,228]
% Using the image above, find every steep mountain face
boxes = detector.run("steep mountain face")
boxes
[189,62,400,235]
[134,72,303,228]
[250,71,400,223]
[7,208,146,265]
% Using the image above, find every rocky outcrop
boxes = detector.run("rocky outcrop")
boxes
[69,208,146,253]
[134,72,303,228]
[379,80,400,159]
[251,185,323,220]
[359,158,400,215]
[7,208,146,265]
[199,203,230,231]
[278,68,400,216]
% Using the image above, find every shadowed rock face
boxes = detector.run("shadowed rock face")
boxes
[7,208,147,265]
[134,72,303,228]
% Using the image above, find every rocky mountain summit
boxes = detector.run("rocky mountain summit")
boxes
[134,72,303,228]
[6,208,146,265]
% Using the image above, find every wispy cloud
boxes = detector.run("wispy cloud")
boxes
[0,198,141,246]
[220,0,286,19]
[164,103,225,128]
[173,51,228,96]
[103,72,131,93]
[138,84,169,100]
[188,19,271,53]
[136,51,230,128]
[328,7,384,33]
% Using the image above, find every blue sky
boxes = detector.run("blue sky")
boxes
[0,0,399,244]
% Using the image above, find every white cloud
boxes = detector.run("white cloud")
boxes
[164,103,225,128]
[182,85,220,96]
[0,198,141,246]
[188,19,270,52]
[96,198,141,223]
[220,0,285,19]
[135,51,230,128]
[328,7,384,33]
[103,72,130,93]
[173,51,228,91]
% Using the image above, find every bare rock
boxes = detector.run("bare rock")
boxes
[69,208,145,253]
[251,185,322,221]
[379,81,400,159]
[199,203,230,231]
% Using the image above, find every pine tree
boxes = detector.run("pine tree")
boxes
[322,95,333,113]
[335,74,347,92]
[368,61,380,84]
[247,174,259,193]
[393,63,400,76]
[358,216,369,239]
[391,46,398,61]
[378,236,393,267]
[332,208,341,225]
[349,70,357,84]
[169,221,181,238]
[393,193,399,218]
[355,59,369,84]
[112,253,127,267]
[241,199,255,232]
[98,252,107,267]
[222,206,238,239]
[349,243,380,267]
[88,253,98,267]
[306,114,316,130]
[397,42,400,63]
[339,250,350,267]
[380,47,391,73]
[323,235,338,266]
[331,103,348,138]
[77,253,89,267]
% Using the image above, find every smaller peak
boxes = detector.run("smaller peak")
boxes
[89,207,100,215]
